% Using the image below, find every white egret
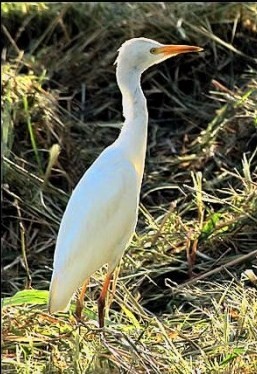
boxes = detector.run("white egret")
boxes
[48,37,203,327]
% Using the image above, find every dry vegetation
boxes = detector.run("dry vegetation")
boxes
[1,2,257,373]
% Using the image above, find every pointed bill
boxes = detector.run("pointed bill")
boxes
[153,44,203,56]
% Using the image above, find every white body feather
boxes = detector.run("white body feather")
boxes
[49,145,139,311]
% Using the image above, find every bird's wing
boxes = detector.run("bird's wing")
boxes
[52,146,139,284]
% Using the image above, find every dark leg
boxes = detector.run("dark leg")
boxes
[98,272,113,328]
[75,279,89,320]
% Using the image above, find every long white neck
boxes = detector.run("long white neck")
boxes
[115,65,148,185]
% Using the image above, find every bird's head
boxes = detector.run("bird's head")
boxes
[115,37,203,73]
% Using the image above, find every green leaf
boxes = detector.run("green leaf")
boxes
[2,289,98,322]
[220,347,245,366]
[2,289,49,308]
[200,212,222,240]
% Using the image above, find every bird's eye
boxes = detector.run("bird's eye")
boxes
[150,48,157,54]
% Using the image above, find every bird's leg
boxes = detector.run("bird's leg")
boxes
[109,264,120,305]
[98,272,113,328]
[75,278,89,320]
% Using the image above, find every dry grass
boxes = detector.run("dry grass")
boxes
[1,2,257,373]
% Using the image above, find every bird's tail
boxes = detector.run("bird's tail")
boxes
[48,272,73,314]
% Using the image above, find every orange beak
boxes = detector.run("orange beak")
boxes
[153,44,203,56]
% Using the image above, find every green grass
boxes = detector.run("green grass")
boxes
[1,2,257,373]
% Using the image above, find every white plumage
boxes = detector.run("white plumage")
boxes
[49,149,138,311]
[48,37,202,327]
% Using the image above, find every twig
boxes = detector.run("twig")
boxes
[1,24,21,56]
[176,250,257,289]
[14,199,32,289]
